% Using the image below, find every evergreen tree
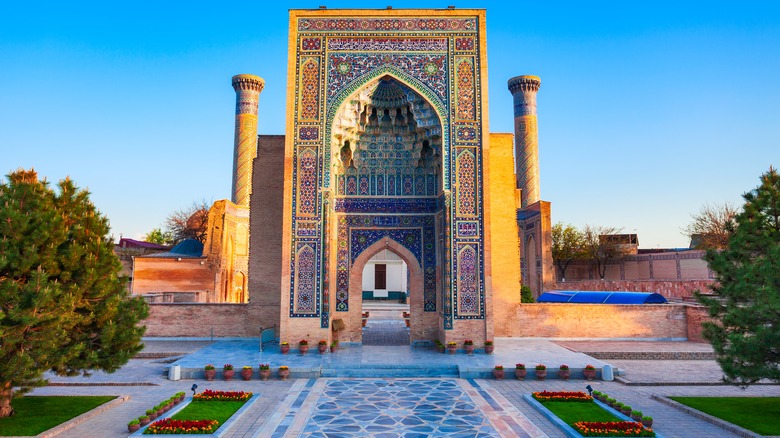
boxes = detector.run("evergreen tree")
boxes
[0,169,148,417]
[697,167,780,386]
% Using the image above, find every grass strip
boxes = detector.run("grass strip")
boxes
[669,396,780,436]
[0,396,115,436]
[541,400,620,425]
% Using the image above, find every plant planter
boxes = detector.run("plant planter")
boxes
[464,344,475,354]
[156,409,164,417]
[223,369,235,381]
[148,412,158,421]
[330,346,337,353]
[241,369,253,380]
[493,370,505,380]
[405,319,410,327]
[515,369,527,380]
[128,424,140,433]
[318,345,328,354]
[259,369,271,381]
[299,345,309,355]
[558,370,570,380]
[436,345,445,353]
[535,370,547,380]
[362,319,367,327]
[631,414,642,421]
[621,407,632,416]
[484,345,494,354]
[447,346,457,354]
[204,369,216,381]
[641,420,653,428]
[139,417,150,426]
[279,369,290,381]
[583,369,597,380]
[281,344,290,354]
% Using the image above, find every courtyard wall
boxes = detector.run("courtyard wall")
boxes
[553,279,716,300]
[143,303,253,337]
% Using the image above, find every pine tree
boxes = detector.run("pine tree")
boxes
[0,169,148,417]
[697,167,780,386]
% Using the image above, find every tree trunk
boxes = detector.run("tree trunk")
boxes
[0,381,14,418]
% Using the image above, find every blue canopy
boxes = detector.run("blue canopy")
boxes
[169,239,204,257]
[537,291,668,304]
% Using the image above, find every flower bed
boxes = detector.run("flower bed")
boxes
[144,418,219,434]
[573,421,654,437]
[533,391,592,402]
[193,390,252,402]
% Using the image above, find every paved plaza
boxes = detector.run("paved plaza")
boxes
[28,334,780,437]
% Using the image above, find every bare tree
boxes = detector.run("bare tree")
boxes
[582,225,626,280]
[165,200,210,244]
[551,222,586,282]
[682,202,739,250]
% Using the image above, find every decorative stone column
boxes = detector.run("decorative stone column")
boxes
[507,75,541,208]
[231,74,264,206]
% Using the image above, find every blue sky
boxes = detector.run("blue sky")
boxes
[2,1,778,248]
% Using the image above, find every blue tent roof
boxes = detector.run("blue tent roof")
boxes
[169,239,204,257]
[537,291,668,304]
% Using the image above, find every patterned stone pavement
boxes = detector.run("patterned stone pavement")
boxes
[24,339,780,437]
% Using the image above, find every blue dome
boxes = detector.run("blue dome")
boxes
[169,239,204,257]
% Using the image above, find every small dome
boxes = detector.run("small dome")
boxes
[370,79,408,108]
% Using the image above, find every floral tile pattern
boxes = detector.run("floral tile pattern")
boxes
[300,379,499,437]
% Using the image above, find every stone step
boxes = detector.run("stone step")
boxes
[321,364,459,378]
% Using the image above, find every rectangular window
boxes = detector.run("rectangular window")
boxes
[374,264,386,290]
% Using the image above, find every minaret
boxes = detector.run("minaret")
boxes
[231,74,265,206]
[507,75,541,208]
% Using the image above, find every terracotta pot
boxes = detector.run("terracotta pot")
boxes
[583,369,597,381]
[281,344,290,354]
[515,369,527,380]
[139,417,150,426]
[156,409,164,417]
[535,370,547,380]
[641,420,653,428]
[148,412,158,421]
[259,369,271,381]
[493,369,505,380]
[241,368,253,380]
[299,345,309,355]
[405,319,410,327]
[437,345,445,353]
[172,398,180,405]
[362,319,367,327]
[204,369,216,381]
[166,402,173,411]
[330,346,337,353]
[484,345,495,354]
[631,414,642,421]
[464,344,475,354]
[128,424,140,433]
[447,346,457,354]
[223,369,235,381]
[318,344,328,354]
[559,369,570,380]
[621,407,632,416]
[279,369,290,380]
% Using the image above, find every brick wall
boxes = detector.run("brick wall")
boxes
[553,279,716,300]
[487,133,521,338]
[561,250,711,282]
[511,304,688,339]
[143,303,252,337]
[685,305,713,343]
[132,258,214,295]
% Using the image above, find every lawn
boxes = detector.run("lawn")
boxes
[669,396,780,436]
[541,400,620,426]
[170,400,247,426]
[0,396,115,436]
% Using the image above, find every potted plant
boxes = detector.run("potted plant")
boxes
[362,311,370,318]
[176,392,185,402]
[259,363,271,381]
[484,340,494,354]
[280,341,290,354]
[139,415,151,426]
[558,364,570,380]
[299,339,309,354]
[318,340,328,354]
[362,317,367,327]
[641,416,653,428]
[593,391,606,402]
[146,408,158,421]
[447,341,457,354]
[583,364,597,380]
[154,404,164,417]
[402,311,410,318]
[631,410,643,422]
[463,339,475,354]
[493,365,505,380]
[204,364,216,381]
[405,318,410,327]
[330,340,338,353]
[278,365,290,380]
[535,364,547,380]
[606,397,616,407]
[241,365,253,380]
[514,363,527,380]
[223,363,235,381]
[435,340,445,353]
[128,418,141,433]
[620,404,633,416]
[614,402,624,411]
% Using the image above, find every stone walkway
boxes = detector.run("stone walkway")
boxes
[25,339,780,437]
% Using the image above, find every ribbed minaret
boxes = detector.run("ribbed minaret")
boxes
[507,75,541,208]
[231,74,264,206]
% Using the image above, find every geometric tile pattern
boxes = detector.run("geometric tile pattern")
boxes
[301,379,498,437]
